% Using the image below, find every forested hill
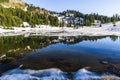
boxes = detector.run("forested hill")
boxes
[0,0,59,28]
[51,10,120,26]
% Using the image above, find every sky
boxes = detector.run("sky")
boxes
[23,0,120,17]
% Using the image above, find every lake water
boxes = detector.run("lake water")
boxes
[0,36,120,80]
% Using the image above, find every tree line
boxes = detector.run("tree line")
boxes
[53,10,120,26]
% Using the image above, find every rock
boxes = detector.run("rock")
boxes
[0,54,6,60]
[100,61,109,64]
[19,64,23,68]
[27,45,31,50]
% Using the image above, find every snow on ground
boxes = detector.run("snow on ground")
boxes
[0,22,120,37]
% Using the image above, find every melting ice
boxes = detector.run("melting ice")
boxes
[0,68,120,80]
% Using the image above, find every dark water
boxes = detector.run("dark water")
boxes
[0,36,120,80]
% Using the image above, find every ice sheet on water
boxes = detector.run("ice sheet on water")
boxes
[74,68,120,80]
[0,68,120,80]
[0,68,68,80]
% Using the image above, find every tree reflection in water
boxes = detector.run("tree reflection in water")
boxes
[0,35,119,64]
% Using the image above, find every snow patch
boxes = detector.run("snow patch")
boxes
[0,68,120,80]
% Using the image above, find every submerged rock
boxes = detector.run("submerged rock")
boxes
[100,61,109,65]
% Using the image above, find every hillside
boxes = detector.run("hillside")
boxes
[0,0,22,3]
[0,0,27,10]
[0,0,59,28]
[0,0,48,14]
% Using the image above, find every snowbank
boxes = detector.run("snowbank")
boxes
[0,22,120,37]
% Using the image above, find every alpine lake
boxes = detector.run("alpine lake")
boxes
[0,35,120,80]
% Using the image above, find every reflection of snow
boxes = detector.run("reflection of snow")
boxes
[0,68,120,80]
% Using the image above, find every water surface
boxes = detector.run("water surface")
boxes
[0,36,120,80]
